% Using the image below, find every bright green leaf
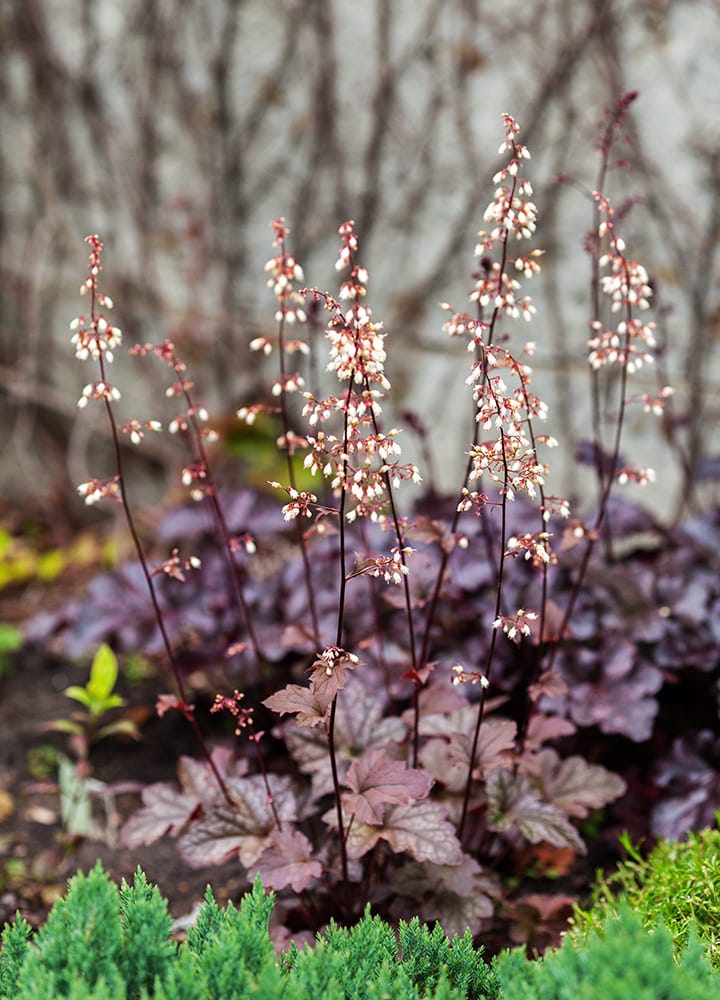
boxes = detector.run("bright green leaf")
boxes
[37,550,66,582]
[65,686,93,709]
[96,719,138,742]
[87,644,119,702]
[0,624,22,654]
[50,719,86,736]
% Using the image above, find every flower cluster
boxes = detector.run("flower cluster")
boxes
[451,664,490,688]
[634,386,674,415]
[492,609,538,644]
[71,238,126,505]
[312,646,360,677]
[347,546,414,586]
[441,117,569,658]
[587,194,671,489]
[472,113,542,320]
[615,466,657,486]
[77,380,121,408]
[152,547,202,582]
[130,341,218,499]
[269,482,318,521]
[264,218,308,329]
[238,219,310,429]
[540,495,572,522]
[211,690,256,737]
[76,475,121,507]
[588,195,658,374]
[70,240,124,413]
[70,236,121,362]
[118,419,163,445]
[301,221,421,522]
[506,531,556,567]
[442,118,564,530]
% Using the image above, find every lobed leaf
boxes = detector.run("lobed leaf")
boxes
[485,769,585,852]
[342,748,432,824]
[252,829,322,892]
[263,684,330,727]
[177,774,297,869]
[120,782,202,849]
[526,747,626,817]
[333,799,463,865]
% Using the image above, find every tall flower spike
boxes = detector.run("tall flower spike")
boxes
[588,194,658,375]
[301,221,421,523]
[70,236,122,364]
[71,235,235,807]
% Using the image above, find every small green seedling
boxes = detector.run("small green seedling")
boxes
[52,643,139,760]
[49,644,142,841]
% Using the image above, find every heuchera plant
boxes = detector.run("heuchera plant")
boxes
[35,103,699,937]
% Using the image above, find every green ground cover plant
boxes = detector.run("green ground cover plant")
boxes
[494,905,720,1000]
[569,823,720,967]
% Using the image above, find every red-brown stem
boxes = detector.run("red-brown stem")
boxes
[417,164,518,782]
[512,372,552,757]
[363,378,420,764]
[326,377,355,889]
[276,307,321,645]
[249,732,282,831]
[545,261,634,671]
[177,377,265,663]
[458,424,510,841]
[91,308,232,807]
[588,95,637,552]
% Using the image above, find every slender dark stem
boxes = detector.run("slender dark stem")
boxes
[588,95,636,553]
[417,164,518,788]
[545,263,634,673]
[276,308,321,645]
[249,733,282,831]
[93,330,232,806]
[458,427,509,841]
[512,375,552,757]
[180,380,265,663]
[364,381,420,763]
[326,378,355,888]
[327,697,347,883]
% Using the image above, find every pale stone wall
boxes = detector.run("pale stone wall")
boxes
[1,0,718,520]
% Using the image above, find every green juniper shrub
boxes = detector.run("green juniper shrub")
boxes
[0,864,498,1000]
[493,905,720,1000]
[398,919,497,1000]
[569,824,720,967]
[2,863,173,1000]
[0,915,32,998]
[117,868,176,998]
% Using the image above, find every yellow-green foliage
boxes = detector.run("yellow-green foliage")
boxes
[494,905,720,999]
[569,825,720,967]
[0,526,108,590]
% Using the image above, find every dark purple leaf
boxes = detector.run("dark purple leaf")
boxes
[486,769,585,852]
[652,732,720,838]
[342,749,432,824]
[263,684,331,727]
[177,774,297,869]
[332,800,463,865]
[252,829,322,892]
[526,748,626,817]
[120,782,202,849]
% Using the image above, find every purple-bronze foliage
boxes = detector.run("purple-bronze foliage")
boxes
[30,105,719,938]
